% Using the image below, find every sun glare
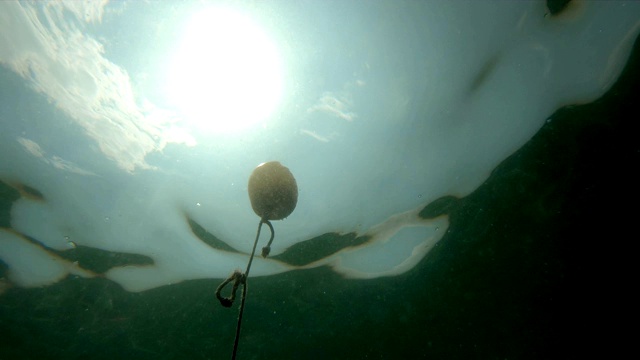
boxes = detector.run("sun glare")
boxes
[167,7,283,135]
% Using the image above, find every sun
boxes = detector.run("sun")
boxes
[166,7,283,135]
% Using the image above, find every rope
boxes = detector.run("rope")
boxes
[215,218,274,360]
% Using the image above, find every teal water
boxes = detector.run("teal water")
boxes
[1,33,638,360]
[1,1,639,358]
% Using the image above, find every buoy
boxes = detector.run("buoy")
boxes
[248,161,298,221]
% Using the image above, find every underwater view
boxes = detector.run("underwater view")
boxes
[1,1,639,359]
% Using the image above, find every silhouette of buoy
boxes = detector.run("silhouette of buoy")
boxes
[248,161,298,221]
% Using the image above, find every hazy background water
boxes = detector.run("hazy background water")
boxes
[1,2,639,359]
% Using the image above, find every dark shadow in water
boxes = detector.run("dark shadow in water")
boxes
[271,232,369,266]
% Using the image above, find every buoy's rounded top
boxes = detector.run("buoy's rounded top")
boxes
[248,161,298,221]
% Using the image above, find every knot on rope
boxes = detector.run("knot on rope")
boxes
[215,270,246,308]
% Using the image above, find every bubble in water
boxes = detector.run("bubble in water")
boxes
[196,202,201,207]
[104,216,110,222]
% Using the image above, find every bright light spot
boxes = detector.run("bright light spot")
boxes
[167,7,283,134]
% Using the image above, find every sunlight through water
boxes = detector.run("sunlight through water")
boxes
[166,7,283,134]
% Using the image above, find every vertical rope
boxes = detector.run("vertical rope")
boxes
[216,218,274,360]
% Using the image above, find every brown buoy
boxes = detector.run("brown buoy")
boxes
[248,161,298,221]
[215,161,298,360]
